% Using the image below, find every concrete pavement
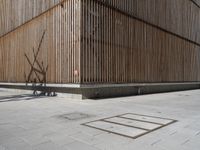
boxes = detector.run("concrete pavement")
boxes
[0,88,200,150]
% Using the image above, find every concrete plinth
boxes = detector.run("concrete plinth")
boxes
[0,82,200,99]
[80,83,200,99]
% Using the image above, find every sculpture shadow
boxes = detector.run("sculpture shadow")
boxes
[0,94,46,103]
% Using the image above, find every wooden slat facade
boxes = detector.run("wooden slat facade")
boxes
[80,0,200,83]
[0,0,200,85]
[192,0,200,8]
[0,0,63,37]
[0,0,81,83]
[96,0,200,44]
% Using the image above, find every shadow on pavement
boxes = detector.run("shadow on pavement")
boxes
[0,94,46,103]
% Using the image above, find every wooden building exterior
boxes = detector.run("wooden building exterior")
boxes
[1,0,200,97]
[0,0,81,84]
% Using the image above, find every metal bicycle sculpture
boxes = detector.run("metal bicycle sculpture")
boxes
[24,31,56,96]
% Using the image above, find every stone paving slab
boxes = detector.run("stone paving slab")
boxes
[83,113,176,139]
[121,114,174,125]
[104,117,161,130]
[0,88,200,150]
[85,121,147,138]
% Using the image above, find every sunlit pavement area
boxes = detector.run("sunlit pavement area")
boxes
[0,88,200,150]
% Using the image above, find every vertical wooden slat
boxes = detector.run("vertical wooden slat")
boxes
[0,0,81,84]
[1,0,200,85]
[80,0,200,84]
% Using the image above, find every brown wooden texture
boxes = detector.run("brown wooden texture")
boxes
[0,0,81,83]
[80,0,200,83]
[96,0,200,44]
[0,0,63,37]
[1,0,200,84]
[192,0,200,7]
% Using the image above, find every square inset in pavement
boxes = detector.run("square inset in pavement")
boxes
[82,113,177,139]
[58,112,91,121]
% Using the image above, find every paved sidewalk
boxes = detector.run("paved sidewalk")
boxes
[0,88,200,150]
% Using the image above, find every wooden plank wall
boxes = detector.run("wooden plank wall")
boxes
[0,0,81,84]
[1,0,200,85]
[0,0,63,37]
[96,0,200,45]
[80,0,200,83]
[192,0,200,7]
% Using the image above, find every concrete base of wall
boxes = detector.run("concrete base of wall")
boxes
[0,82,200,99]
[80,83,200,99]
